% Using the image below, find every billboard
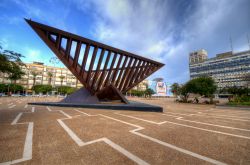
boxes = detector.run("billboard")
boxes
[148,81,173,97]
[156,82,167,96]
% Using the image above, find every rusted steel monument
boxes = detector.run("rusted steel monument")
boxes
[26,19,164,111]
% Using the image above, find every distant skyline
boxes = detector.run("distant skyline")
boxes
[0,0,250,84]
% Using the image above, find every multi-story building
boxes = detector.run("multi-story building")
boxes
[189,49,250,90]
[189,49,208,64]
[0,61,83,92]
[132,80,149,91]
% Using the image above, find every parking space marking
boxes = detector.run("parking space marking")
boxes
[101,114,227,165]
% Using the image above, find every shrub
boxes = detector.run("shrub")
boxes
[32,85,52,94]
[56,86,77,95]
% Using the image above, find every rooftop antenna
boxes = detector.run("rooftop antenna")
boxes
[247,34,250,50]
[229,36,233,52]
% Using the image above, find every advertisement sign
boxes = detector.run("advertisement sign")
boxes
[156,82,167,96]
[148,80,173,97]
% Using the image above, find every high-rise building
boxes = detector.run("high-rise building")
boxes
[189,50,250,89]
[189,49,208,64]
[0,62,83,92]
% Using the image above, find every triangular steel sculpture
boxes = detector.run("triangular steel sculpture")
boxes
[26,19,164,104]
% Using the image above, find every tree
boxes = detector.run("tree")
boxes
[0,44,25,84]
[179,83,191,102]
[227,86,249,96]
[31,71,40,86]
[171,83,181,96]
[59,75,65,86]
[47,72,53,85]
[145,88,155,98]
[187,76,217,103]
[0,46,25,74]
[8,63,25,84]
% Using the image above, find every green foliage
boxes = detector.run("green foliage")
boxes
[56,86,77,95]
[130,90,145,97]
[178,76,217,103]
[144,88,155,97]
[187,77,217,97]
[0,84,7,92]
[8,62,25,83]
[171,83,181,96]
[226,86,249,96]
[0,45,25,83]
[8,84,24,92]
[0,83,24,93]
[32,85,52,94]
[0,45,25,74]
[179,84,191,102]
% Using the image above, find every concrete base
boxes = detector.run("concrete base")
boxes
[28,101,163,112]
[61,87,99,104]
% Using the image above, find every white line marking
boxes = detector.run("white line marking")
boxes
[1,113,34,165]
[57,114,149,165]
[22,122,33,159]
[117,113,166,125]
[101,114,227,165]
[8,105,16,109]
[31,107,35,113]
[162,119,250,140]
[74,109,98,116]
[99,114,143,129]
[59,110,72,118]
[165,112,250,122]
[162,114,250,132]
[24,104,28,108]
[104,138,149,165]
[117,113,250,139]
[46,106,51,111]
[198,112,250,120]
[57,119,83,146]
[133,131,226,165]
[11,113,23,125]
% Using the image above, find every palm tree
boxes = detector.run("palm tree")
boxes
[31,71,39,87]
[59,75,65,86]
[47,72,53,85]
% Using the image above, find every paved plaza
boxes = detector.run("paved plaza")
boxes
[0,97,250,165]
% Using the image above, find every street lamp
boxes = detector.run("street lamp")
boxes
[49,57,59,95]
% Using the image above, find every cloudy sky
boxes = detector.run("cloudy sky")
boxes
[0,0,249,84]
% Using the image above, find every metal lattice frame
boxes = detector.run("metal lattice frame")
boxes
[26,19,164,100]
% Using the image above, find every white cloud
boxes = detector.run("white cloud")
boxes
[73,0,250,83]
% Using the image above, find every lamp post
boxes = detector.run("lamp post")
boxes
[49,57,59,95]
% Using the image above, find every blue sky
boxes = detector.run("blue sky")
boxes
[0,0,250,84]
